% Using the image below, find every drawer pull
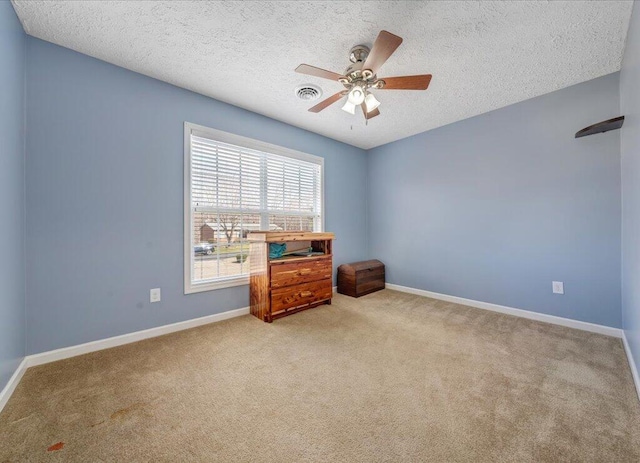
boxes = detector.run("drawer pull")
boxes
[300,291,313,297]
[298,269,312,275]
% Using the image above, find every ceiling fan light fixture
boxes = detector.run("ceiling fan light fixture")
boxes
[341,100,356,115]
[347,86,365,105]
[296,30,431,120]
[364,92,381,113]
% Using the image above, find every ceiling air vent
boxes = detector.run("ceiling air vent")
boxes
[295,84,322,101]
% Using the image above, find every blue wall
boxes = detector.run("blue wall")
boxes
[25,38,368,354]
[621,3,640,375]
[19,27,634,354]
[368,73,622,328]
[0,1,26,390]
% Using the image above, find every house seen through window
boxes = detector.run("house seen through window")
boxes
[185,123,324,293]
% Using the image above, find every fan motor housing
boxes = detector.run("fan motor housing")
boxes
[344,60,364,77]
[344,45,378,86]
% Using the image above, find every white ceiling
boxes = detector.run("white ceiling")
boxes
[12,1,633,149]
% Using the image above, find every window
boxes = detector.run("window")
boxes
[184,123,324,293]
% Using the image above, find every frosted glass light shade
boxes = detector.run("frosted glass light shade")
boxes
[364,93,381,113]
[347,87,365,105]
[341,100,356,114]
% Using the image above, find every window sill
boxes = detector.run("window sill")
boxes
[185,276,249,294]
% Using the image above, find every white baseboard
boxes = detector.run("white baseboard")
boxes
[0,306,249,414]
[1,290,631,414]
[0,358,28,414]
[391,280,635,400]
[26,306,250,367]
[385,283,623,338]
[622,332,640,403]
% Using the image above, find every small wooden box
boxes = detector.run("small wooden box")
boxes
[337,260,385,298]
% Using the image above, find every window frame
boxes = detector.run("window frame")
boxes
[184,122,325,294]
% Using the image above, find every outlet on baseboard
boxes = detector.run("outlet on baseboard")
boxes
[150,288,161,303]
[552,281,564,295]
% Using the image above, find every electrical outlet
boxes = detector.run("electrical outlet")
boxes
[552,281,564,295]
[150,288,161,303]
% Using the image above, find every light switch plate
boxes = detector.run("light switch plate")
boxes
[150,288,161,303]
[552,281,564,295]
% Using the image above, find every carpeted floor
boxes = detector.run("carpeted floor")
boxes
[1,289,639,462]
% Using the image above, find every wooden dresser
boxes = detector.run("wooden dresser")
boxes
[248,231,335,322]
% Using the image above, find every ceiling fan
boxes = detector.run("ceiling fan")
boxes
[295,30,432,120]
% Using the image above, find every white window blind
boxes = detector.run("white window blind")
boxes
[191,136,263,214]
[185,123,324,293]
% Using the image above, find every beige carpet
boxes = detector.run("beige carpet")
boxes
[1,290,639,462]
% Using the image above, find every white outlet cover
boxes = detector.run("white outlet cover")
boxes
[552,281,564,295]
[150,288,161,303]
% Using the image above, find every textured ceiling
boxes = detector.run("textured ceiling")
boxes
[12,1,633,149]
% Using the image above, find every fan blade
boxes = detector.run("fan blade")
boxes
[295,64,344,81]
[362,30,403,74]
[378,75,432,90]
[361,104,380,120]
[308,92,345,113]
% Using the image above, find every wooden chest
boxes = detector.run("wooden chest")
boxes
[337,260,385,297]
[248,232,334,322]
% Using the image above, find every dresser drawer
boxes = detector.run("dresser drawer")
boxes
[271,279,332,314]
[270,256,332,289]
